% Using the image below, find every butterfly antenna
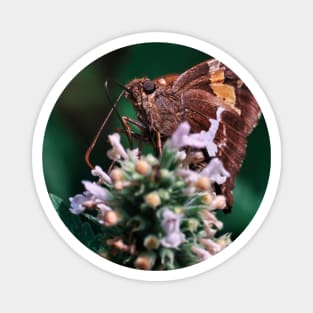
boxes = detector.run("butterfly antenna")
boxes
[103,80,128,127]
[84,82,127,169]
[104,79,136,150]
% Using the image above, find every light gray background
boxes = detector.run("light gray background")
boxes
[1,1,312,312]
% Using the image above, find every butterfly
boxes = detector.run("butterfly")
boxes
[122,59,261,210]
[85,59,261,210]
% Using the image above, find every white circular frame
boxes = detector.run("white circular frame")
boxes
[32,32,281,281]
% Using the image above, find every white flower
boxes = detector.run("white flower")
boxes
[69,194,91,215]
[165,122,209,150]
[176,150,187,161]
[91,165,112,184]
[185,130,213,149]
[199,238,222,254]
[201,158,230,185]
[70,180,112,215]
[165,122,190,149]
[107,133,128,160]
[160,209,185,248]
[161,232,185,249]
[212,195,227,210]
[177,158,229,199]
[176,168,200,183]
[167,122,230,185]
[201,210,223,236]
[82,181,110,201]
[162,209,181,233]
[191,246,212,261]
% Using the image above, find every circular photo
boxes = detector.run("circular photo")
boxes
[33,33,280,281]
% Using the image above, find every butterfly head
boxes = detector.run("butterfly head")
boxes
[125,78,160,121]
[125,77,156,100]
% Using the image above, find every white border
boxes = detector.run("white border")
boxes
[32,32,281,281]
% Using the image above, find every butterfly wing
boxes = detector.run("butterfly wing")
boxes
[172,59,261,208]
[173,59,260,135]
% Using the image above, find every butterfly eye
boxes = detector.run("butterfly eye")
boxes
[143,80,156,94]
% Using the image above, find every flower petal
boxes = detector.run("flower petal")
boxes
[176,169,200,183]
[91,165,112,184]
[166,122,190,149]
[82,181,110,201]
[160,209,185,248]
[161,209,182,233]
[161,232,185,248]
[201,158,230,184]
[69,194,87,215]
[191,246,212,261]
[199,238,222,254]
[180,131,209,149]
[107,133,128,160]
[96,203,112,214]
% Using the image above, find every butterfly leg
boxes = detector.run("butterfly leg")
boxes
[118,116,151,159]
[121,116,147,149]
[155,131,162,156]
[115,126,150,157]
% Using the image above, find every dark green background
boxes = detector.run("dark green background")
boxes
[43,43,270,239]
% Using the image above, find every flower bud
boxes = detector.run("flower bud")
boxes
[104,211,120,226]
[145,154,158,165]
[201,193,213,205]
[212,195,227,210]
[160,169,170,179]
[144,235,160,250]
[174,180,185,188]
[160,169,173,186]
[191,246,211,261]
[113,240,128,251]
[216,234,232,249]
[188,218,199,232]
[174,207,184,214]
[145,191,161,209]
[199,238,222,254]
[82,200,97,210]
[134,253,155,270]
[110,168,124,182]
[159,189,170,201]
[206,228,217,238]
[135,159,151,175]
[114,181,124,190]
[107,238,128,251]
[91,165,112,184]
[195,176,210,191]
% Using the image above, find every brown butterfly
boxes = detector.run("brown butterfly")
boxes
[86,59,261,210]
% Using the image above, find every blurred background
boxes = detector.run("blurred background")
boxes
[43,43,270,240]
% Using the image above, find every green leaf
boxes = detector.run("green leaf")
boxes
[50,193,66,213]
